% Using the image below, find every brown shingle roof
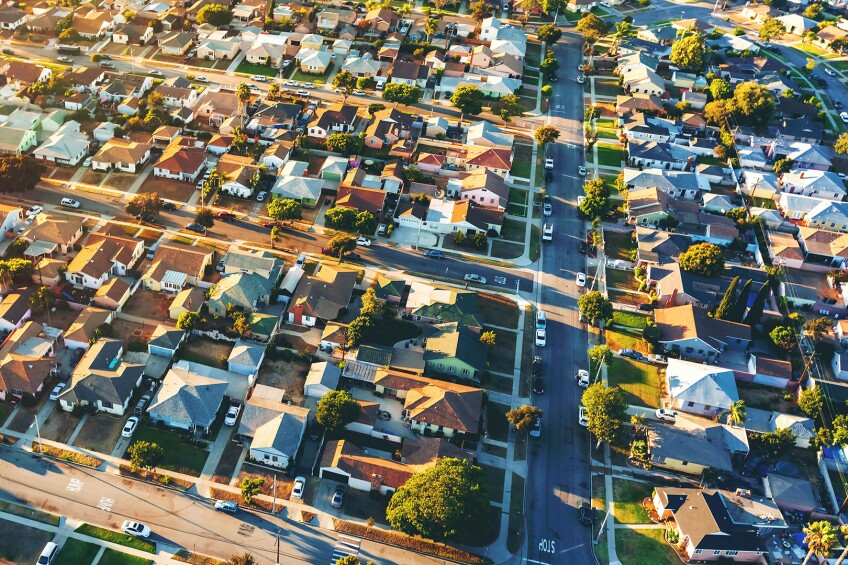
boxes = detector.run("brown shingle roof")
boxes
[404,382,482,433]
[154,143,206,174]
[655,304,751,344]
[336,185,386,216]
[93,138,152,165]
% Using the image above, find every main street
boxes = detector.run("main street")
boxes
[519,31,594,565]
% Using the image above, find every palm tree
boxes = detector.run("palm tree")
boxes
[424,18,437,43]
[802,521,838,565]
[235,82,251,127]
[721,400,747,427]
[833,525,848,565]
[612,21,635,44]
[270,225,280,249]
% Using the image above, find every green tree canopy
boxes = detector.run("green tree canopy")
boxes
[239,477,264,504]
[451,85,485,119]
[0,155,44,193]
[194,208,214,228]
[713,276,739,320]
[126,192,162,217]
[703,100,729,126]
[127,441,164,470]
[197,4,233,25]
[670,33,707,72]
[835,133,848,155]
[266,198,302,223]
[588,345,613,367]
[750,427,796,458]
[386,458,490,542]
[581,383,627,446]
[576,13,606,43]
[727,278,752,323]
[805,316,832,342]
[758,17,786,41]
[709,78,732,101]
[316,390,361,432]
[326,133,363,156]
[678,242,725,277]
[496,94,524,123]
[506,404,543,432]
[769,325,796,351]
[798,386,824,419]
[327,233,358,260]
[176,311,201,331]
[381,83,422,106]
[324,207,359,230]
[469,0,492,21]
[578,291,613,323]
[727,81,775,128]
[333,70,357,99]
[355,210,377,234]
[537,23,562,44]
[534,125,560,146]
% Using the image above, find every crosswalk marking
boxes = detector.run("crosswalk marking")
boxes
[66,478,83,493]
[330,534,361,564]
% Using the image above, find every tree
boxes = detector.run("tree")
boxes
[268,82,280,100]
[451,86,485,123]
[58,27,82,44]
[579,193,609,219]
[239,476,264,504]
[727,279,752,323]
[575,13,606,43]
[588,345,613,367]
[266,198,302,223]
[326,133,363,156]
[229,311,250,336]
[197,4,233,26]
[713,276,739,320]
[346,314,374,347]
[835,133,848,155]
[801,521,838,565]
[541,85,553,97]
[537,23,562,44]
[703,100,729,126]
[386,458,490,542]
[721,400,747,427]
[709,78,732,101]
[611,20,635,44]
[798,386,824,419]
[678,242,725,277]
[176,311,201,331]
[55,13,73,35]
[469,0,492,21]
[0,155,44,193]
[727,81,775,128]
[424,17,438,42]
[367,103,385,117]
[833,525,848,565]
[806,317,832,342]
[479,330,497,347]
[803,3,822,19]
[125,192,162,218]
[772,158,793,173]
[805,57,817,72]
[496,94,523,123]
[670,33,707,72]
[357,77,375,90]
[578,292,613,324]
[194,208,214,228]
[28,286,54,315]
[328,233,358,261]
[582,383,627,446]
[759,17,786,41]
[534,125,560,147]
[333,70,357,100]
[228,554,257,565]
[751,427,796,458]
[324,207,358,230]
[127,441,164,470]
[316,390,361,433]
[770,325,796,351]
[360,288,384,316]
[381,83,422,106]
[336,557,374,565]
[506,405,543,431]
[354,210,377,235]
[539,55,559,78]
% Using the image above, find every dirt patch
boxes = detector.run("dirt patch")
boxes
[7,407,36,434]
[257,357,310,404]
[49,167,76,181]
[107,172,138,191]
[0,518,53,563]
[478,293,519,329]
[217,195,256,215]
[40,408,80,444]
[112,319,157,348]
[179,338,233,369]
[31,307,78,333]
[236,464,294,499]
[72,412,126,454]
[138,176,195,202]
[122,289,175,322]
[212,440,244,485]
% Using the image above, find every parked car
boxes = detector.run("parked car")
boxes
[214,499,239,513]
[27,205,43,218]
[578,502,593,526]
[99,62,115,69]
[825,67,836,77]
[331,485,346,508]
[542,223,553,242]
[149,69,163,76]
[1,49,13,55]
[216,259,225,272]
[544,158,554,170]
[647,354,668,364]
[532,355,543,377]
[251,75,267,82]
[617,348,643,360]
[121,520,151,538]
[578,241,588,254]
[256,191,267,202]
[638,303,654,312]
[224,403,240,426]
[292,476,306,499]
[529,417,542,438]
[37,542,59,565]
[835,101,844,110]
[296,89,310,96]
[576,75,585,84]
[185,223,206,234]
[285,80,298,87]
[543,203,553,216]
[57,56,73,63]
[655,409,678,422]
[841,111,848,124]
[424,250,445,259]
[576,369,590,388]
[533,375,545,395]
[162,202,177,211]
[352,89,366,96]
[576,273,586,287]
[60,198,80,208]
[577,166,587,176]
[134,394,151,415]
[194,76,209,83]
[535,328,546,347]
[49,383,65,401]
[355,237,371,247]
[122,416,139,437]
[215,211,237,222]
[464,273,487,284]
[578,406,589,427]
[343,252,362,262]
[83,157,92,167]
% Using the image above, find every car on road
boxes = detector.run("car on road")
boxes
[578,241,588,254]
[424,250,445,259]
[578,406,589,427]
[542,223,553,242]
[27,205,43,218]
[536,310,546,329]
[343,252,362,262]
[134,394,151,415]
[224,403,241,426]
[576,273,586,287]
[285,80,298,87]
[194,76,209,83]
[655,409,678,422]
[121,520,151,538]
[836,101,844,110]
[648,354,668,364]
[263,221,282,230]
[638,303,654,311]
[352,89,366,96]
[121,416,139,437]
[99,62,115,69]
[214,500,239,513]
[535,328,546,347]
[256,191,267,202]
[215,211,237,222]
[292,476,306,499]
[533,355,543,377]
[303,82,315,89]
[185,223,207,234]
[49,383,66,401]
[248,83,261,91]
[161,202,176,211]
[544,158,554,170]
[577,166,587,176]
[544,170,553,183]
[533,374,544,395]
[355,237,371,247]
[825,67,836,77]
[1,49,13,55]
[57,56,73,63]
[529,417,542,438]
[149,69,163,76]
[617,348,643,360]
[60,198,80,208]
[576,75,585,84]
[464,273,487,284]
[548,74,558,82]
[816,77,828,88]
[83,157,92,167]
[543,202,552,216]
[251,75,267,82]
[296,89,310,96]
[578,502,593,526]
[576,369,590,388]
[841,112,848,124]
[331,485,346,508]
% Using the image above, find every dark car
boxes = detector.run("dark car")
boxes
[578,502,592,526]
[185,223,206,234]
[2,49,13,55]
[817,78,829,88]
[836,101,844,110]
[343,252,362,262]
[638,303,654,312]
[162,202,176,211]
[137,213,156,223]
[100,54,112,60]
[532,355,543,377]
[533,375,545,394]
[544,170,553,183]
[263,221,282,229]
[215,212,237,222]
[578,241,588,254]
[548,74,558,83]
[321,247,338,257]
[424,250,445,259]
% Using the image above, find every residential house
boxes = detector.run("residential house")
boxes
[58,339,144,415]
[193,90,240,127]
[148,367,228,432]
[466,121,514,149]
[156,79,199,109]
[648,418,748,474]
[207,273,275,316]
[0,61,51,93]
[361,7,399,32]
[0,8,26,30]
[19,214,84,257]
[217,155,260,199]
[271,173,323,206]
[341,56,383,79]
[169,286,206,321]
[307,104,358,138]
[364,108,415,150]
[423,322,487,382]
[780,170,846,201]
[196,36,240,60]
[465,146,512,176]
[319,323,347,353]
[74,10,114,39]
[416,198,504,236]
[159,31,194,55]
[92,278,132,311]
[655,305,752,362]
[626,187,671,227]
[805,200,848,233]
[0,293,31,333]
[227,339,265,376]
[113,22,154,45]
[373,274,407,305]
[148,325,185,358]
[745,408,815,448]
[623,168,708,201]
[635,228,693,265]
[64,307,116,351]
[797,226,848,269]
[297,49,333,74]
[142,243,214,292]
[0,204,23,238]
[65,231,144,289]
[390,61,429,88]
[287,265,357,326]
[153,143,206,182]
[627,140,693,171]
[91,139,152,173]
[261,142,292,171]
[405,282,484,329]
[237,384,309,468]
[336,185,387,218]
[32,121,90,166]
[621,66,665,96]
[665,358,739,418]
[0,322,60,401]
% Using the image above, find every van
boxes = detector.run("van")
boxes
[37,542,59,565]
[536,310,546,330]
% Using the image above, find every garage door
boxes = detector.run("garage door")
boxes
[320,469,349,484]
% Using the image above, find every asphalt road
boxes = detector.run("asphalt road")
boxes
[519,32,595,565]
[0,448,447,564]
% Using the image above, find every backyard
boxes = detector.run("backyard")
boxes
[607,358,662,408]
[125,425,210,476]
[604,326,649,355]
[603,230,637,262]
[178,338,234,369]
[606,269,640,292]
[612,479,653,524]
[596,144,626,168]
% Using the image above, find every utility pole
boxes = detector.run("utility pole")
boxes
[273,474,280,565]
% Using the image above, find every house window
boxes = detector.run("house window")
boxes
[727,551,738,556]
[101,400,113,409]
[694,550,702,555]
[462,369,469,375]
[685,347,693,353]
[704,405,711,411]
[687,401,695,407]
[713,551,721,556]
[448,366,455,373]
[10,388,22,396]
[681,461,688,465]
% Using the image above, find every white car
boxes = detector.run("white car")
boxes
[121,521,151,538]
[256,191,267,202]
[285,80,298,87]
[292,476,306,499]
[529,418,541,438]
[224,404,240,426]
[544,158,554,170]
[194,76,209,83]
[82,157,91,167]
[121,416,139,438]
[578,406,589,427]
[576,273,586,287]
[303,82,315,89]
[600,0,611,5]
[464,274,487,284]
[576,369,590,388]
[647,354,668,364]
[57,56,73,63]
[655,409,678,422]
[49,383,66,401]
[355,237,371,247]
[296,89,310,96]
[841,111,848,124]
[535,328,546,347]
[149,69,163,76]
[60,198,80,208]
[352,89,366,96]
[251,75,267,82]
[26,205,43,218]
[825,67,836,77]
[543,203,552,216]
[577,166,587,176]
[282,59,292,68]
[542,223,553,242]
[576,75,585,84]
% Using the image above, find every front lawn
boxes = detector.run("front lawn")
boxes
[486,401,510,442]
[501,218,527,243]
[603,230,637,262]
[616,528,677,565]
[75,524,156,553]
[235,62,278,77]
[485,327,518,374]
[99,549,153,565]
[594,79,621,98]
[596,144,625,168]
[289,67,332,84]
[58,539,101,565]
[509,186,529,206]
[606,269,641,292]
[478,293,520,329]
[525,42,542,68]
[612,479,653,524]
[608,358,661,409]
[612,311,649,329]
[511,144,533,179]
[125,426,209,476]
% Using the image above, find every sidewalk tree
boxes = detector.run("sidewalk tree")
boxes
[268,82,280,99]
[381,83,422,106]
[126,192,162,217]
[176,311,201,331]
[228,554,257,565]
[470,0,492,22]
[769,325,796,351]
[197,4,233,26]
[670,32,707,72]
[758,17,785,42]
[581,383,627,446]
[805,316,832,342]
[588,345,613,368]
[537,23,562,44]
[194,208,215,228]
[539,53,559,79]
[328,233,358,261]
[835,133,848,155]
[316,390,361,433]
[127,441,164,471]
[679,242,724,277]
[576,13,606,44]
[386,458,489,543]
[727,278,752,322]
[506,404,543,432]
[239,476,264,504]
[424,17,437,41]
[451,85,485,123]
[579,192,608,219]
[355,210,377,235]
[713,276,739,320]
[801,521,838,565]
[534,125,560,147]
[367,103,385,117]
[496,94,524,123]
[332,70,357,100]
[578,291,613,324]
[0,155,44,193]
[266,198,302,223]
[798,386,824,419]
[721,400,747,427]
[324,206,358,230]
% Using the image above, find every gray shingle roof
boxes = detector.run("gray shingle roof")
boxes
[148,368,228,428]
